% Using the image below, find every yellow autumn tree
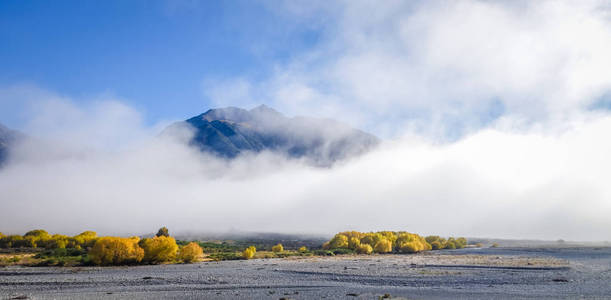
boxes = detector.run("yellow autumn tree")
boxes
[243,246,256,259]
[47,234,70,249]
[396,232,431,253]
[425,236,441,244]
[430,241,442,250]
[360,233,384,247]
[23,229,51,248]
[374,239,392,253]
[89,237,144,266]
[348,237,361,250]
[139,236,179,264]
[271,243,284,252]
[71,231,98,248]
[298,246,307,253]
[356,244,373,254]
[455,237,467,249]
[178,242,203,263]
[327,234,349,249]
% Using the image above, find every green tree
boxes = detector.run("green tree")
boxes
[0,235,23,248]
[156,227,169,237]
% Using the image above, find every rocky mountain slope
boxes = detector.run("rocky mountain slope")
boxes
[163,105,379,165]
[0,123,21,166]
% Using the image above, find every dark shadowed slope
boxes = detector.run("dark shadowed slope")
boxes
[163,105,379,166]
[0,123,21,166]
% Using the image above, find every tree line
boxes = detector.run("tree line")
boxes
[0,227,203,266]
[322,231,467,254]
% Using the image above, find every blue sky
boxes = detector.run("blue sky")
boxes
[2,0,611,139]
[0,0,321,127]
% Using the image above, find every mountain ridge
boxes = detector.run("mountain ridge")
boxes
[164,105,379,166]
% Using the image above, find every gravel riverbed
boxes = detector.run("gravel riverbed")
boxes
[1,247,610,299]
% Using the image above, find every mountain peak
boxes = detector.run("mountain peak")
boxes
[199,106,249,122]
[167,105,380,166]
[250,104,279,114]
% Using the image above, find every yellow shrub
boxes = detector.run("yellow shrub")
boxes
[328,234,349,249]
[396,232,431,253]
[430,241,442,250]
[298,246,307,252]
[455,237,467,249]
[360,233,383,247]
[47,234,70,249]
[24,229,50,239]
[379,231,398,244]
[23,229,51,248]
[348,237,361,250]
[356,244,373,254]
[323,231,436,255]
[242,246,256,259]
[23,236,38,248]
[139,236,179,264]
[89,237,144,266]
[71,231,98,248]
[425,236,439,243]
[373,239,392,253]
[271,243,284,252]
[178,242,203,263]
[338,231,364,240]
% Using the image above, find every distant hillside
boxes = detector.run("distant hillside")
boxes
[163,105,379,165]
[0,123,21,166]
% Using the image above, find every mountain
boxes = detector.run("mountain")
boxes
[0,123,21,166]
[163,105,379,165]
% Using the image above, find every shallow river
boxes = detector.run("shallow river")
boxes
[1,247,610,299]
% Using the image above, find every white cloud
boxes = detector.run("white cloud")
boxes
[206,0,611,138]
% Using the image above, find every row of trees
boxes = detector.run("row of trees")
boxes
[424,236,467,250]
[0,230,97,249]
[0,228,203,266]
[322,231,467,254]
[88,235,202,265]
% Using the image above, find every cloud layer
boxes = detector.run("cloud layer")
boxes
[0,93,610,241]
